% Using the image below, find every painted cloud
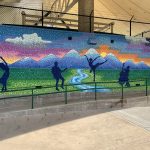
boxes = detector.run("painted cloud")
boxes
[5,33,52,47]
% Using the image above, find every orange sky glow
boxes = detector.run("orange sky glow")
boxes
[80,45,150,65]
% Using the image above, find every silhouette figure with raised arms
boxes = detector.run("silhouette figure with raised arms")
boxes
[84,55,107,82]
[0,56,10,92]
[119,63,130,87]
[51,61,67,91]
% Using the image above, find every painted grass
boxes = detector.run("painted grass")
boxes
[0,68,77,96]
[0,68,149,96]
[83,69,150,82]
[0,68,76,88]
[83,69,150,92]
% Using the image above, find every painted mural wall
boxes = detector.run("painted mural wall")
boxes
[0,25,149,92]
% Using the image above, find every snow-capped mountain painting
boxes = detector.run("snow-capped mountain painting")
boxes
[10,57,39,68]
[38,54,59,68]
[9,49,150,69]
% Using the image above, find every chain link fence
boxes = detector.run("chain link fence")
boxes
[0,4,150,36]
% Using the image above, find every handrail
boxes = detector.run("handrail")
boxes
[0,78,147,94]
[0,78,148,110]
[134,29,150,37]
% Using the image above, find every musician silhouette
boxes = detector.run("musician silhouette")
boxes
[0,56,10,92]
[119,63,130,87]
[51,61,67,91]
[85,55,107,82]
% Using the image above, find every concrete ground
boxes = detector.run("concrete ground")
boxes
[0,107,150,150]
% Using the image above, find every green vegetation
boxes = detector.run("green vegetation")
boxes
[83,69,150,82]
[0,68,149,96]
[0,68,76,96]
[83,69,150,92]
[0,68,76,89]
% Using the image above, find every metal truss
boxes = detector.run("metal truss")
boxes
[50,0,78,14]
[21,0,114,32]
[34,0,78,27]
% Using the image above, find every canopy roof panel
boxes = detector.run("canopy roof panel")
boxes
[0,0,149,36]
[65,0,150,36]
[62,0,150,22]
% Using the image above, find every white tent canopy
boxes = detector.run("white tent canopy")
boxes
[0,0,150,36]
[44,0,150,36]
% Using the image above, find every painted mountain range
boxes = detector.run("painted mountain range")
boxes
[10,49,150,69]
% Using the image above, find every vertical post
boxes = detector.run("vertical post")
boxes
[42,3,44,27]
[146,78,148,96]
[65,85,68,104]
[121,84,124,107]
[78,0,94,32]
[129,15,134,36]
[94,82,97,100]
[130,21,132,36]
[21,11,26,25]
[90,10,94,33]
[111,23,114,34]
[31,89,34,109]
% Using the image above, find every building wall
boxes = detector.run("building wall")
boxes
[0,25,149,92]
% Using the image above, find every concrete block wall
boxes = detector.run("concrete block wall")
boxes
[0,100,118,140]
[0,96,149,140]
[0,91,148,113]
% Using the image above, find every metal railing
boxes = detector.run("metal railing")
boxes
[0,78,149,111]
[0,4,150,36]
[134,30,150,38]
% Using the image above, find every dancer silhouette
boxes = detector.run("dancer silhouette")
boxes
[119,63,130,87]
[0,56,10,92]
[84,55,107,82]
[51,61,67,91]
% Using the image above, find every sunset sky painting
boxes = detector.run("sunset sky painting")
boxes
[0,25,149,66]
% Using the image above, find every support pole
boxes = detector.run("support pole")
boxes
[78,0,94,32]
[90,10,94,33]
[65,85,68,104]
[121,84,124,107]
[31,89,34,109]
[146,78,148,96]
[111,23,114,34]
[21,11,26,25]
[94,82,97,100]
[129,15,134,36]
[42,3,44,27]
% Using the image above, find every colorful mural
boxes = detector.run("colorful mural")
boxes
[0,25,149,92]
